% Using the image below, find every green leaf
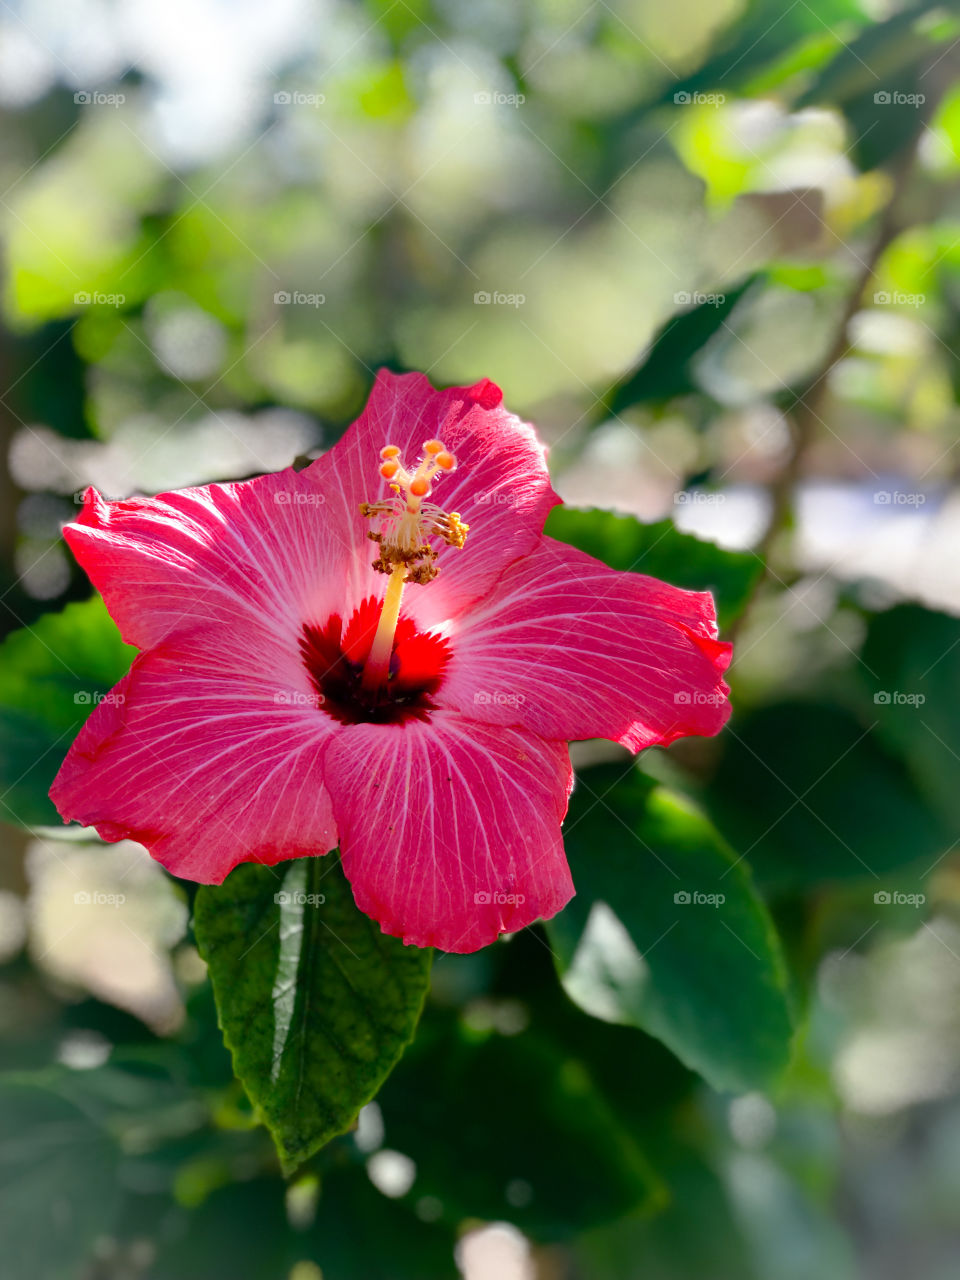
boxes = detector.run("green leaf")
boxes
[795,6,948,170]
[861,604,960,831]
[706,701,951,891]
[0,596,134,828]
[377,1012,664,1237]
[545,506,761,630]
[151,1168,459,1280]
[661,0,865,101]
[574,1150,760,1280]
[547,766,794,1093]
[150,1177,295,1280]
[0,1076,121,1280]
[306,1165,458,1280]
[606,276,756,409]
[193,853,432,1175]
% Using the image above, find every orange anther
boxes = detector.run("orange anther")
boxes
[436,451,455,470]
[423,439,444,455]
[409,477,430,498]
[380,445,401,459]
[380,461,399,479]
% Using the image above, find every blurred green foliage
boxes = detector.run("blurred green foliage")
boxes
[2,0,960,1278]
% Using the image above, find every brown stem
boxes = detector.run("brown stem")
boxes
[726,130,933,644]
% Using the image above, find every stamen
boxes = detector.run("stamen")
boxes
[358,437,470,689]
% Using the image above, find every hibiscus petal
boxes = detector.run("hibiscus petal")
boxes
[322,713,574,953]
[437,535,732,750]
[63,466,371,650]
[307,369,560,619]
[49,636,338,883]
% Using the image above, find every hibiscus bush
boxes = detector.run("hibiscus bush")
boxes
[2,2,960,1279]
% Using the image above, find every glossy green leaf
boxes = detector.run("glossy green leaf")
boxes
[0,596,134,828]
[861,604,960,831]
[194,854,432,1175]
[545,506,761,629]
[547,765,794,1093]
[706,701,951,891]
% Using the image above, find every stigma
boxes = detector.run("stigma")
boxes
[359,438,469,585]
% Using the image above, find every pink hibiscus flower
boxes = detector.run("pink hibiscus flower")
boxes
[50,371,731,953]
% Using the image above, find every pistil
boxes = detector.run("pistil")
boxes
[361,564,406,690]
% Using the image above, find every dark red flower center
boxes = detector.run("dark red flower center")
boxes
[300,595,451,726]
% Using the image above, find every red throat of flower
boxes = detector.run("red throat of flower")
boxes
[300,437,469,724]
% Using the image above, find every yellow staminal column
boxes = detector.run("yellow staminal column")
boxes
[361,563,406,690]
[359,437,466,692]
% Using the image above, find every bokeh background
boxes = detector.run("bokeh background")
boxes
[2,0,960,1277]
